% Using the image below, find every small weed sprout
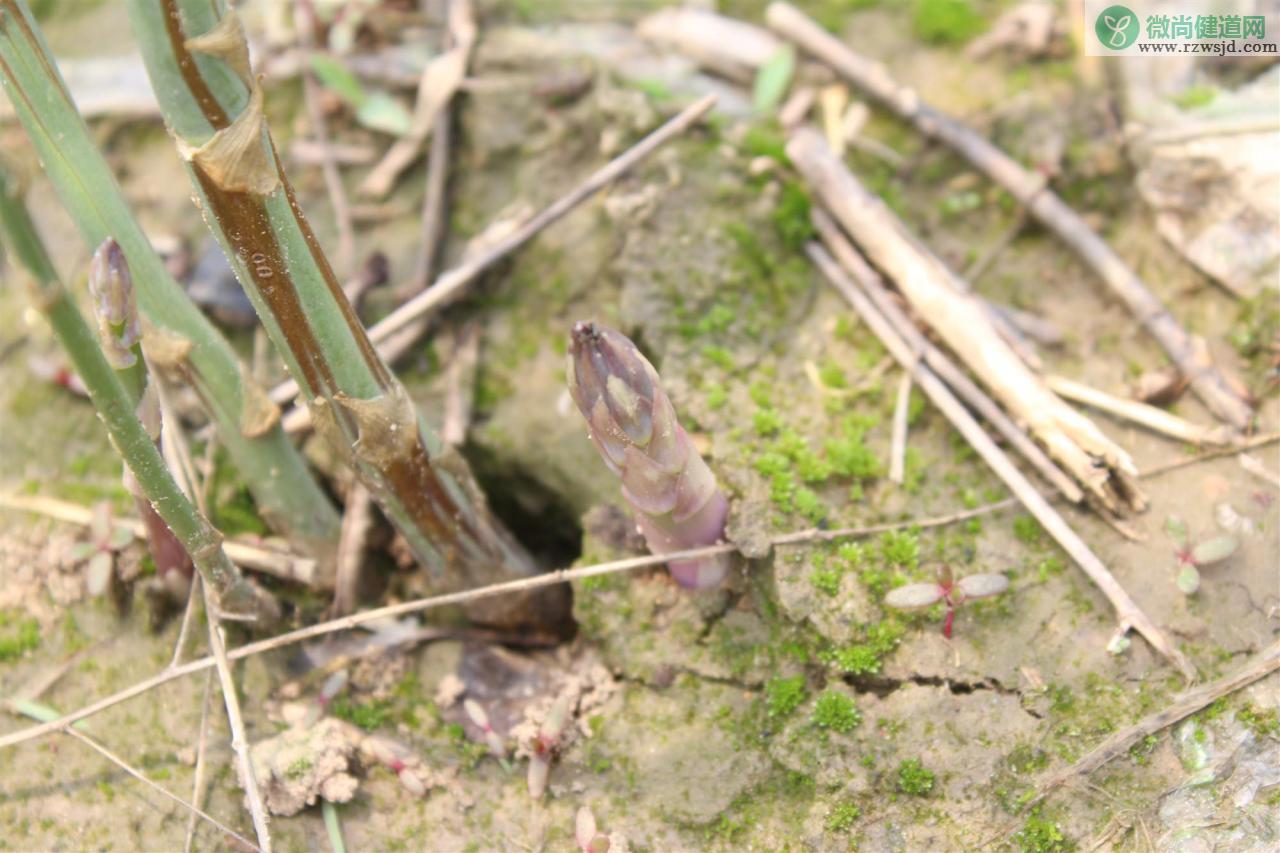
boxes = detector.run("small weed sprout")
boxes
[575,806,612,853]
[527,694,573,799]
[895,758,935,796]
[883,565,1009,637]
[65,502,135,598]
[1164,516,1239,594]
[463,699,507,757]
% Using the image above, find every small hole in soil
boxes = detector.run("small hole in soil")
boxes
[465,442,583,637]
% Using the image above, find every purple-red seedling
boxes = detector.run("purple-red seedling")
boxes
[27,354,89,396]
[362,733,432,796]
[567,322,730,589]
[463,698,507,757]
[527,694,573,799]
[883,565,1010,638]
[1164,515,1239,595]
[66,502,136,597]
[575,806,612,853]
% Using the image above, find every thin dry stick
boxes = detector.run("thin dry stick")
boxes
[1033,639,1280,802]
[811,208,1084,502]
[1141,432,1280,478]
[1239,453,1280,488]
[792,128,1143,514]
[333,484,375,617]
[0,499,1014,751]
[297,2,356,276]
[358,0,474,199]
[806,239,1193,678]
[442,322,480,446]
[1045,375,1235,447]
[169,577,202,670]
[767,1,1253,432]
[185,669,215,853]
[0,493,320,586]
[963,209,1029,285]
[205,612,272,853]
[408,0,471,294]
[63,725,261,851]
[889,371,912,484]
[266,93,718,409]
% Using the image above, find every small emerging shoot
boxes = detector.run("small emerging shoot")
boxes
[575,806,612,853]
[568,322,730,589]
[1164,515,1239,595]
[463,698,507,757]
[883,565,1009,638]
[87,239,141,370]
[527,694,573,799]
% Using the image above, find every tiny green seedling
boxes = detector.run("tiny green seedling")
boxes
[883,565,1009,638]
[1164,516,1239,595]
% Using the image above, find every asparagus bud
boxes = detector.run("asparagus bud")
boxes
[87,238,141,369]
[567,322,729,589]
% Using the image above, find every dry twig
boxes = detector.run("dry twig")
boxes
[442,322,481,446]
[1033,639,1280,802]
[205,609,272,852]
[793,130,1141,511]
[767,1,1253,431]
[68,725,259,851]
[333,484,376,617]
[296,0,355,275]
[889,371,912,484]
[806,239,1192,678]
[409,0,473,295]
[184,670,215,853]
[1045,375,1235,447]
[0,493,320,587]
[812,209,1083,502]
[358,1,476,199]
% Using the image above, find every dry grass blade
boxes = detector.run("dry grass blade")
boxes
[184,670,215,853]
[205,609,272,852]
[357,0,475,200]
[4,697,258,850]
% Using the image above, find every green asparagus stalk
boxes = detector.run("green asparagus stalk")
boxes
[123,0,563,624]
[0,0,339,553]
[0,171,260,617]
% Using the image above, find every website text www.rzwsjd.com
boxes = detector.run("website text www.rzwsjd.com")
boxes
[1136,39,1279,53]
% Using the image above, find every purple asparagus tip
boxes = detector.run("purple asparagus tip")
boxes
[567,322,729,589]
